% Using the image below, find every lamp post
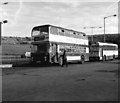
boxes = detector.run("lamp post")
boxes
[2,2,8,5]
[83,26,102,41]
[0,2,8,45]
[0,20,8,45]
[103,14,117,42]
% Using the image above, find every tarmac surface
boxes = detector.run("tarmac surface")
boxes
[1,60,119,101]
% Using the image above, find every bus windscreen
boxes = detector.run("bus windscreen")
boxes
[31,26,48,37]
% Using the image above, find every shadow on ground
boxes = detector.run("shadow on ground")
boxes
[95,69,120,78]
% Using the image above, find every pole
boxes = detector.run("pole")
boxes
[83,26,102,42]
[104,17,106,42]
[118,1,120,59]
[91,27,93,41]
[0,2,8,46]
[0,22,1,45]
[103,14,117,42]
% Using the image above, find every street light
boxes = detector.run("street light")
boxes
[3,2,8,5]
[0,20,8,45]
[0,2,8,5]
[83,26,102,41]
[103,14,117,42]
[0,2,8,45]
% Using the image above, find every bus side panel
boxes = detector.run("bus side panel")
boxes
[49,26,89,63]
[49,42,89,63]
[89,46,100,61]
[103,50,118,60]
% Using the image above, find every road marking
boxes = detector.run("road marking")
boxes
[0,64,12,68]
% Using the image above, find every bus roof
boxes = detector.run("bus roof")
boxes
[98,42,118,47]
[32,24,86,36]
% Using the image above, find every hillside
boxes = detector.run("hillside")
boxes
[1,36,31,55]
[2,36,31,44]
[88,34,120,45]
[2,44,31,55]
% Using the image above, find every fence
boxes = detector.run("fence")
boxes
[1,55,31,65]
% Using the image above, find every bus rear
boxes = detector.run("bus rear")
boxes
[89,41,118,61]
[89,42,100,61]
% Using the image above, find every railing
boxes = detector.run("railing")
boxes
[1,55,31,65]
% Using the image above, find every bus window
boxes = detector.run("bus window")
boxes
[89,46,99,52]
[32,28,40,36]
[31,44,48,54]
[32,26,49,37]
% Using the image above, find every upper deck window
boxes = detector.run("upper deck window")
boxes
[73,32,76,35]
[32,26,48,37]
[32,28,40,36]
[62,30,64,32]
[83,33,86,36]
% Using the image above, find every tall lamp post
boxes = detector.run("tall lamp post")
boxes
[0,20,8,45]
[83,26,102,41]
[103,14,117,42]
[0,2,8,45]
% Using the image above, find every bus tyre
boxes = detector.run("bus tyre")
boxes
[103,55,106,61]
[80,55,85,64]
[58,56,63,66]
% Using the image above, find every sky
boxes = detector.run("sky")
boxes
[1,0,119,37]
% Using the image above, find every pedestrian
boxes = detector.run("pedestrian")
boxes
[62,50,68,67]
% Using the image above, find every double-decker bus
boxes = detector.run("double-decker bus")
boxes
[89,41,118,61]
[31,24,89,65]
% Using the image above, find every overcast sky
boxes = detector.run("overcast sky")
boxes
[1,0,119,37]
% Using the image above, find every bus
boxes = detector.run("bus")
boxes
[89,41,118,61]
[31,24,89,66]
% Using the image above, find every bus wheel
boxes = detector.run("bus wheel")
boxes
[58,56,63,66]
[103,55,106,61]
[80,55,85,64]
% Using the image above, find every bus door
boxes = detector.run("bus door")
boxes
[50,43,58,62]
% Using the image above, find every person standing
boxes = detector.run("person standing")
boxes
[62,50,68,67]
